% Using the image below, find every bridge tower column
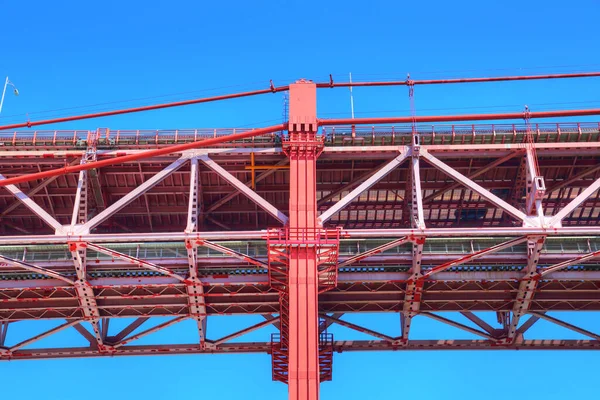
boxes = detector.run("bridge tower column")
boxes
[268,79,338,400]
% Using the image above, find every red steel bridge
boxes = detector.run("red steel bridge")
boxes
[1,73,600,399]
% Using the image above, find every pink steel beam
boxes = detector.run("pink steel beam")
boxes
[548,176,600,226]
[318,108,600,126]
[338,237,410,268]
[318,151,408,224]
[198,154,288,224]
[420,150,530,223]
[0,174,63,232]
[423,151,522,203]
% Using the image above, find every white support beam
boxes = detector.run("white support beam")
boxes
[83,242,186,282]
[420,150,531,224]
[548,176,600,227]
[81,156,190,233]
[319,151,408,224]
[0,174,63,232]
[198,155,287,225]
[338,237,409,268]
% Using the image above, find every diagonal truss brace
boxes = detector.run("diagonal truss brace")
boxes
[423,151,521,203]
[82,242,186,282]
[539,249,600,276]
[193,239,268,268]
[319,150,408,224]
[212,317,280,346]
[401,236,527,343]
[421,312,495,340]
[420,150,532,225]
[197,154,288,224]
[530,312,600,341]
[421,236,529,279]
[0,320,80,356]
[548,176,600,227]
[320,314,398,343]
[0,173,63,232]
[112,317,187,348]
[0,254,74,284]
[338,237,409,268]
[79,156,190,233]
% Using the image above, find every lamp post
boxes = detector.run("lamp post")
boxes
[0,76,19,114]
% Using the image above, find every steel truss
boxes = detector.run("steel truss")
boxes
[1,75,600,400]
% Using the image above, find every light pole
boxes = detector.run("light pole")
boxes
[0,76,19,114]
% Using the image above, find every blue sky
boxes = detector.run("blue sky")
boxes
[1,1,600,399]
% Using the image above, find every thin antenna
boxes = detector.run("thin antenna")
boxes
[349,72,355,119]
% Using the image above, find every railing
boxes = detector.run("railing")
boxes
[0,122,598,149]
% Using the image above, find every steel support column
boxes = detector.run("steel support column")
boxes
[285,80,321,400]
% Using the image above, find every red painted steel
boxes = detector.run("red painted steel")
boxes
[285,81,322,400]
[0,123,286,187]
[0,86,289,131]
[318,108,600,126]
[316,71,600,88]
[1,74,600,400]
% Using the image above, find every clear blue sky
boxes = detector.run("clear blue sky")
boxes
[1,1,600,399]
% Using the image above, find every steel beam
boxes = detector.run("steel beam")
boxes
[421,312,495,340]
[198,154,288,224]
[318,151,408,224]
[81,156,190,233]
[530,312,600,341]
[420,150,530,224]
[338,237,409,268]
[548,176,600,226]
[0,173,63,232]
[83,242,186,282]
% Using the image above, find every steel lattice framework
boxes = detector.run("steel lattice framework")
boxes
[1,73,600,400]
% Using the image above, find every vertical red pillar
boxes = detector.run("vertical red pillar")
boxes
[287,80,320,400]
